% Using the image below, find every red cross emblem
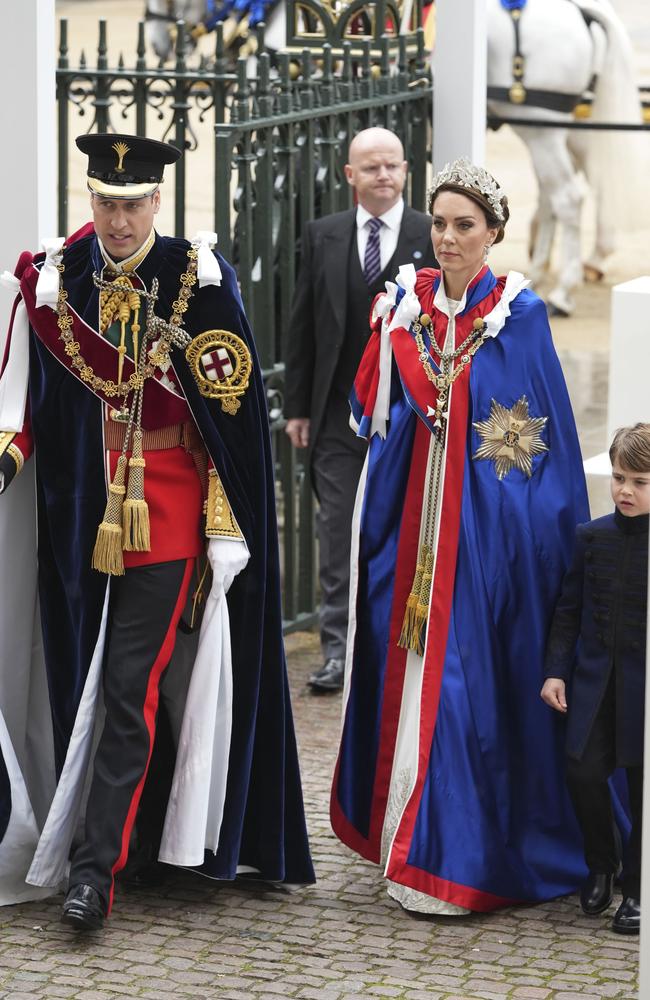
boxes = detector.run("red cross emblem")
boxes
[201,348,233,382]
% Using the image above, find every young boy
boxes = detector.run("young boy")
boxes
[542,423,649,935]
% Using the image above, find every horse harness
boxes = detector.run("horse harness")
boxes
[487,0,600,115]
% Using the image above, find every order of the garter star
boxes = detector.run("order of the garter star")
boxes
[472,396,548,479]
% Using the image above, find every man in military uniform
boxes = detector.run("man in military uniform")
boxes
[0,134,313,928]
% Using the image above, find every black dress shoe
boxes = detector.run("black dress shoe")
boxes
[61,883,106,930]
[612,896,640,935]
[308,657,344,692]
[579,871,614,915]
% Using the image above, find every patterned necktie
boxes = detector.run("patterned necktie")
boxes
[362,216,383,285]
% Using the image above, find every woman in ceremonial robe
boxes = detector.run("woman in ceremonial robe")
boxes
[330,158,589,914]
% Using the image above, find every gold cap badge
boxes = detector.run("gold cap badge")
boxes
[112,141,130,173]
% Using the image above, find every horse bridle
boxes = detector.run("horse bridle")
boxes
[487,0,599,114]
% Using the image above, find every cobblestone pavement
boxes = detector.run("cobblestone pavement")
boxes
[0,628,640,1000]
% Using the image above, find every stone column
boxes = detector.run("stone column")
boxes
[432,0,486,170]
[583,277,650,476]
[0,0,56,294]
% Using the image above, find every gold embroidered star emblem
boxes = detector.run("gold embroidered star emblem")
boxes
[473,396,548,479]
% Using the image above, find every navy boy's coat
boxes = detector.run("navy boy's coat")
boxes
[545,510,648,766]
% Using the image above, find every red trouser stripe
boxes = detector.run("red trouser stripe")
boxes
[107,557,194,913]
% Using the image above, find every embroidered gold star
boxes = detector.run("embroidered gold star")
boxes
[473,396,548,479]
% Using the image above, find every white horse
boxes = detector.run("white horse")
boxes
[487,0,645,316]
[145,0,205,60]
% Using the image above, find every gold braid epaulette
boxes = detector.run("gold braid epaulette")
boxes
[55,244,199,396]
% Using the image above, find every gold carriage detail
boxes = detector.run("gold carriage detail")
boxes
[286,0,420,51]
[186,329,252,414]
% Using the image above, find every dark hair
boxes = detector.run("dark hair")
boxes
[609,423,650,472]
[429,182,510,245]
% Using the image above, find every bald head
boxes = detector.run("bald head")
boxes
[345,128,407,216]
[348,128,405,164]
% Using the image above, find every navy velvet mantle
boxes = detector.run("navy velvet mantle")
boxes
[26,230,314,885]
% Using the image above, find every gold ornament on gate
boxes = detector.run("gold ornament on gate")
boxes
[186,329,252,414]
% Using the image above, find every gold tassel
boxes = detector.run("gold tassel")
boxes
[129,290,141,368]
[92,454,128,576]
[412,548,434,656]
[117,299,130,386]
[398,543,430,652]
[122,429,151,552]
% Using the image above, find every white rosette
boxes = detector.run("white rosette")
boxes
[195,231,223,288]
[482,271,530,338]
[34,238,65,311]
[369,263,422,439]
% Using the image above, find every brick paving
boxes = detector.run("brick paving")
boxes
[0,631,640,1000]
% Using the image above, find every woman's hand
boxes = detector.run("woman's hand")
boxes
[541,677,567,713]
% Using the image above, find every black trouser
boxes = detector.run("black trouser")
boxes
[68,558,193,913]
[566,687,643,900]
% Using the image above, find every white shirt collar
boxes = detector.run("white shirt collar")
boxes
[433,267,484,318]
[356,197,405,232]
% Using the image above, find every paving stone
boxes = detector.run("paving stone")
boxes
[552,995,603,1000]
[72,993,117,1000]
[295,990,343,1000]
[1,994,43,1000]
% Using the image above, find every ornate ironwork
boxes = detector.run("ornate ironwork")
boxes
[286,0,423,51]
[57,17,234,237]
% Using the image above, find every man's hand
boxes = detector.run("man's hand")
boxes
[541,677,567,713]
[285,418,311,449]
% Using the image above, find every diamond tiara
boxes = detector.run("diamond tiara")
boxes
[427,157,506,222]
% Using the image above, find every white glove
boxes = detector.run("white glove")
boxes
[207,536,250,594]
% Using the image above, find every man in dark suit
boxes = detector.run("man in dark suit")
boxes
[284,127,436,692]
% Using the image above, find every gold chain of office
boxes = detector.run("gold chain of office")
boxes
[413,313,489,392]
[55,246,199,399]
